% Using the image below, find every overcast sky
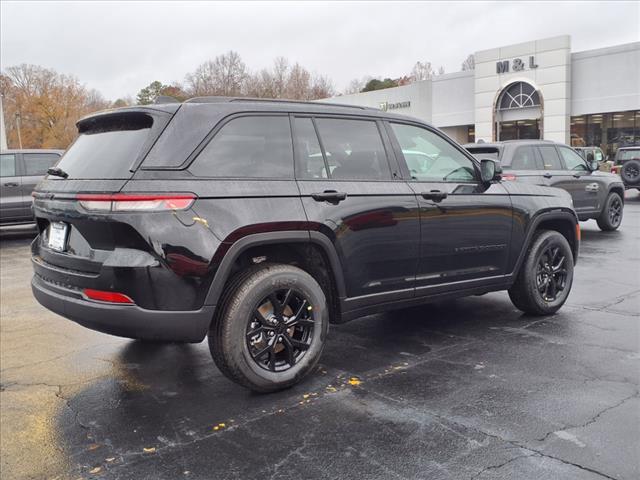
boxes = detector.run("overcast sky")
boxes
[1,1,639,100]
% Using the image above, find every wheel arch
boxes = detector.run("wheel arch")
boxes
[511,210,579,280]
[204,231,346,321]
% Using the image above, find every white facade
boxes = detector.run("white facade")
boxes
[323,36,640,148]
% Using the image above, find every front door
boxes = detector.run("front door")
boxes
[293,116,420,304]
[555,145,604,215]
[387,122,513,294]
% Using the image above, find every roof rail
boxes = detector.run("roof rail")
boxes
[183,96,377,110]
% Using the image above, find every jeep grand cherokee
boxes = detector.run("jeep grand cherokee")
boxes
[31,98,579,391]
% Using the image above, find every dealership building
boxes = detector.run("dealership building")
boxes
[324,36,640,156]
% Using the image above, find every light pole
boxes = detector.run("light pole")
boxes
[15,112,23,149]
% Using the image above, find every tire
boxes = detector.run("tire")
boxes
[596,192,623,231]
[508,230,574,316]
[620,159,640,187]
[209,264,329,392]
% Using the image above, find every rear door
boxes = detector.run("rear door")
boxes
[294,115,420,305]
[20,152,62,217]
[0,153,23,224]
[502,144,545,184]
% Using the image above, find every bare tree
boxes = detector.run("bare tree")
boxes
[1,64,109,149]
[410,61,434,82]
[344,76,372,95]
[186,50,247,96]
[461,54,475,71]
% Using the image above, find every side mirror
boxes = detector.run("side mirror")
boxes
[586,152,594,162]
[480,158,502,183]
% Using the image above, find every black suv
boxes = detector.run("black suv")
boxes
[31,99,579,391]
[465,140,625,231]
[611,146,640,190]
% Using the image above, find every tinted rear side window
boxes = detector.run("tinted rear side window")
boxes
[0,154,16,177]
[537,145,563,170]
[314,118,390,180]
[56,113,153,179]
[23,153,61,176]
[295,118,327,179]
[509,146,540,170]
[190,116,293,178]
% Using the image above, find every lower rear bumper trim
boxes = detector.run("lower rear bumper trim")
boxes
[31,275,214,343]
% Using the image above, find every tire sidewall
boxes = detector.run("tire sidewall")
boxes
[223,266,328,390]
[523,232,574,313]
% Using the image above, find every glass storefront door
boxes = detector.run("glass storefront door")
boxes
[498,119,540,140]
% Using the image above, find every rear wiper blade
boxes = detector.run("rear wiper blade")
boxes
[47,167,69,178]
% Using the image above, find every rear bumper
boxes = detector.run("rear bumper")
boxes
[31,275,214,342]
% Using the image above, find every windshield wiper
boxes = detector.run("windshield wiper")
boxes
[47,167,69,179]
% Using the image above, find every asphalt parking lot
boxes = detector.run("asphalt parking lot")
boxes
[1,191,639,480]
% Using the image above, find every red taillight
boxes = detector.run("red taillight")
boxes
[83,288,134,304]
[576,223,581,242]
[77,193,195,212]
[610,166,619,174]
[502,173,517,181]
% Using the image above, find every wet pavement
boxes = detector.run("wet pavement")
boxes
[1,191,639,480]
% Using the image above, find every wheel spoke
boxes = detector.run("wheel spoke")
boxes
[254,344,271,360]
[552,256,565,272]
[269,293,283,317]
[289,338,310,351]
[282,336,296,367]
[268,350,277,371]
[246,326,264,339]
[547,277,557,300]
[281,289,293,310]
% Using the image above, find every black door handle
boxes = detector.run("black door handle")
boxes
[311,190,347,204]
[421,190,448,202]
[543,173,553,179]
[573,173,581,178]
[3,182,19,187]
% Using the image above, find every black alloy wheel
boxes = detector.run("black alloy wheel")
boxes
[246,289,314,372]
[608,196,623,227]
[535,246,568,302]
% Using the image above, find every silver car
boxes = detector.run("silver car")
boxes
[1,149,64,226]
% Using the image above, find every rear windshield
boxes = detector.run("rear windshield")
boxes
[54,113,153,179]
[466,147,501,160]
[617,149,640,163]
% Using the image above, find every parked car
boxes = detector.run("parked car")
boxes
[574,146,609,171]
[610,146,640,190]
[31,99,579,392]
[464,140,625,231]
[1,149,64,226]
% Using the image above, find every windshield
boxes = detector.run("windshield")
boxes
[54,113,153,179]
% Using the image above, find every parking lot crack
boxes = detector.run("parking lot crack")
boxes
[536,391,639,443]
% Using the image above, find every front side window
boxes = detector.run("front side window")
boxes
[537,145,563,170]
[558,147,588,171]
[314,118,390,180]
[391,123,476,182]
[0,154,16,177]
[190,116,293,178]
[510,146,540,170]
[24,153,61,176]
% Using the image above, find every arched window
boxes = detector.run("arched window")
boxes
[498,82,540,110]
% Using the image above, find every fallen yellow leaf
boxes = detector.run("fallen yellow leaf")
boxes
[143,447,156,453]
[348,377,362,386]
[105,457,115,462]
[89,466,102,474]
[302,394,310,399]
